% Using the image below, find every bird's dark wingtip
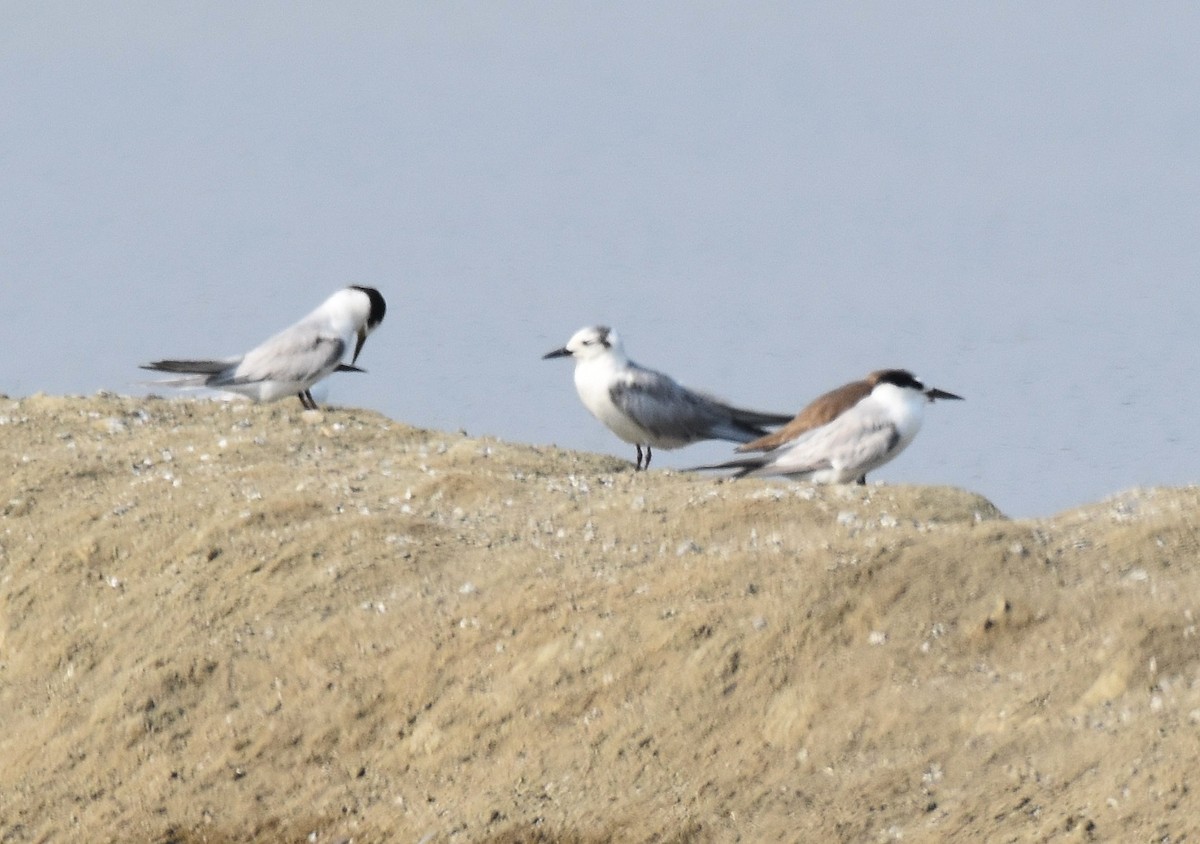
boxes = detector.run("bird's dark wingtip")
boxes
[685,459,759,477]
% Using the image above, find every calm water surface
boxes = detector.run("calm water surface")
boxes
[4,4,1199,518]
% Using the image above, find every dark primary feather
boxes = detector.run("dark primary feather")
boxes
[705,398,793,428]
[140,358,236,375]
[687,451,835,479]
[687,454,770,478]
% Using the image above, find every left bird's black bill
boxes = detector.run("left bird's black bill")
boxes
[352,328,368,364]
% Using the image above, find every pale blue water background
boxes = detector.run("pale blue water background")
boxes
[4,3,1199,519]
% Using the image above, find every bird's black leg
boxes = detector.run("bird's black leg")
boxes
[298,390,317,410]
[635,445,645,470]
[644,445,652,470]
[856,474,867,486]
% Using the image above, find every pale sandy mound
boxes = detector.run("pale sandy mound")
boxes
[1,395,1198,842]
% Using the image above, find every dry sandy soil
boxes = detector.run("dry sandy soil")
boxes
[2,394,1199,843]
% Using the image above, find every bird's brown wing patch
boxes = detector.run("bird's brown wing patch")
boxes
[735,379,873,452]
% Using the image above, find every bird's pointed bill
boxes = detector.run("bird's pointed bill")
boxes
[925,387,964,401]
[351,327,368,364]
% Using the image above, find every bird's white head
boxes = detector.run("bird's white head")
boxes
[542,325,624,363]
[870,369,963,405]
[328,286,386,364]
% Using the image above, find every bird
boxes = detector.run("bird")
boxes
[734,368,947,484]
[689,369,962,483]
[141,286,387,410]
[543,325,793,470]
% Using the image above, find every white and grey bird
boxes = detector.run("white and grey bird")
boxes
[691,369,962,483]
[733,368,961,484]
[543,325,793,470]
[141,286,386,410]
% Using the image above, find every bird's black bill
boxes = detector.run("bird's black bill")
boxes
[925,387,964,401]
[335,364,366,373]
[351,329,368,365]
[542,347,572,360]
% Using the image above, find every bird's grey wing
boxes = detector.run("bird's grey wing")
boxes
[759,409,899,477]
[610,368,722,443]
[214,325,346,386]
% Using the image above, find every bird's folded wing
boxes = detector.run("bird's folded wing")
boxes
[217,330,346,386]
[761,413,899,477]
[609,370,717,441]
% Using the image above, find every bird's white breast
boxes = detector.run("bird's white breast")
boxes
[573,357,651,445]
[871,383,926,442]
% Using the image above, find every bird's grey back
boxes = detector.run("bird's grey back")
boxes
[611,365,786,445]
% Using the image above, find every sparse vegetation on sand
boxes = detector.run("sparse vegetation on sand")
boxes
[2,395,1198,842]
